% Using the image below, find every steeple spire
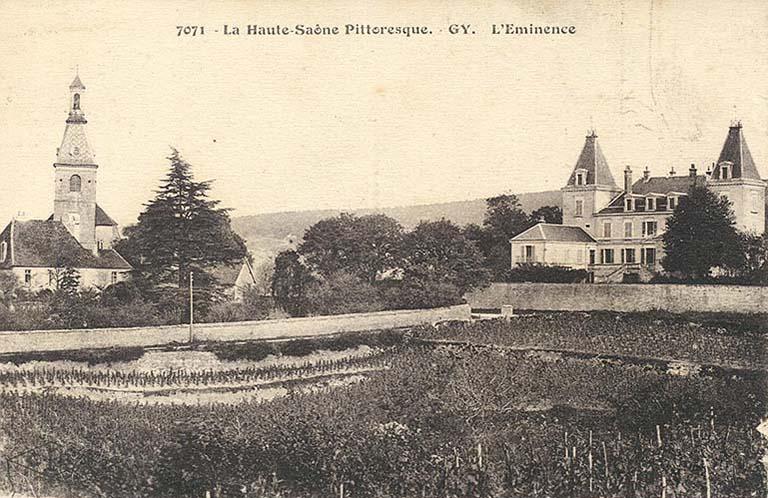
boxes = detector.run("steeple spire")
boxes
[56,73,95,166]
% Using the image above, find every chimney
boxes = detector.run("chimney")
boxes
[643,166,650,182]
[624,165,633,193]
[689,163,697,178]
[669,166,676,176]
[706,163,713,177]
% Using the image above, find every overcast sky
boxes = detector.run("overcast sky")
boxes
[0,0,766,227]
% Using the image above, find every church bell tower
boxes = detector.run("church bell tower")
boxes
[53,74,98,253]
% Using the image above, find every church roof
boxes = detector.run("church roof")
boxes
[565,132,619,188]
[69,75,85,90]
[511,223,596,243]
[95,205,117,226]
[711,123,762,181]
[0,219,131,270]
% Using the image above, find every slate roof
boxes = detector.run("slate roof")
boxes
[0,219,131,270]
[565,132,619,188]
[511,223,596,243]
[711,124,762,180]
[598,175,706,214]
[95,204,117,226]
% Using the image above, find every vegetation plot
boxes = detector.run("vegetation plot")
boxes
[0,314,765,497]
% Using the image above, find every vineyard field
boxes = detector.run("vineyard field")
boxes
[0,312,765,497]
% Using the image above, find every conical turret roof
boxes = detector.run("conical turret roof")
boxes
[565,131,619,188]
[711,123,762,180]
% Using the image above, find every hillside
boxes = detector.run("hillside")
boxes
[231,190,562,254]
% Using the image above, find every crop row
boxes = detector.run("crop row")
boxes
[0,345,764,497]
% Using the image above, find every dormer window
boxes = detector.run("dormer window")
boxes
[646,197,656,211]
[575,169,588,186]
[667,196,677,210]
[720,162,731,180]
[625,198,634,212]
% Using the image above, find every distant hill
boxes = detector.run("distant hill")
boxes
[231,190,562,256]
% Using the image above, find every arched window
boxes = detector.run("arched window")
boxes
[69,174,81,192]
[73,93,80,110]
[0,241,6,263]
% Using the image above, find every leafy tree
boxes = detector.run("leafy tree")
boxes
[298,213,403,284]
[400,219,490,295]
[479,195,531,278]
[116,149,247,291]
[271,250,315,316]
[737,233,768,284]
[303,271,385,316]
[662,185,744,280]
[529,205,563,225]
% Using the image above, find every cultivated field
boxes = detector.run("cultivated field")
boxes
[0,313,765,497]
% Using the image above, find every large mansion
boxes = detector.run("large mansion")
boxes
[511,124,766,282]
[0,76,132,291]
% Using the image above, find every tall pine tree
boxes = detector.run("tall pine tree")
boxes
[118,149,247,290]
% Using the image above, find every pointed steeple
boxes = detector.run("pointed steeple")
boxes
[711,122,762,180]
[565,131,619,188]
[56,73,96,166]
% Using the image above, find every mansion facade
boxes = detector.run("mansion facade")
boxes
[511,123,766,282]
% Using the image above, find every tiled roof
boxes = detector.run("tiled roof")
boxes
[711,124,762,181]
[0,219,130,270]
[511,223,596,243]
[565,132,619,188]
[209,260,255,287]
[95,204,117,226]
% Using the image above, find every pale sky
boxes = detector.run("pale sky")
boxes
[0,0,766,227]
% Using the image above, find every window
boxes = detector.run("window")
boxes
[24,269,31,285]
[589,250,596,265]
[524,245,535,262]
[69,174,82,192]
[0,241,6,263]
[603,222,612,238]
[721,164,730,179]
[642,221,658,237]
[752,191,760,213]
[624,248,636,263]
[575,199,584,217]
[625,198,634,212]
[646,197,656,211]
[667,196,677,210]
[575,169,587,186]
[642,248,657,266]
[97,240,104,250]
[624,221,633,238]
[111,271,118,285]
[73,93,80,110]
[601,248,615,264]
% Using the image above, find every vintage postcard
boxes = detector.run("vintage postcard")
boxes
[0,0,766,497]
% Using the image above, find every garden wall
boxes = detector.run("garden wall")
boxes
[466,283,768,314]
[0,304,471,354]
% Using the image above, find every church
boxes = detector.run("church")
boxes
[510,123,767,282]
[0,75,131,291]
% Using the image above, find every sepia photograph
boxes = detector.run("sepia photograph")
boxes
[0,0,767,496]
